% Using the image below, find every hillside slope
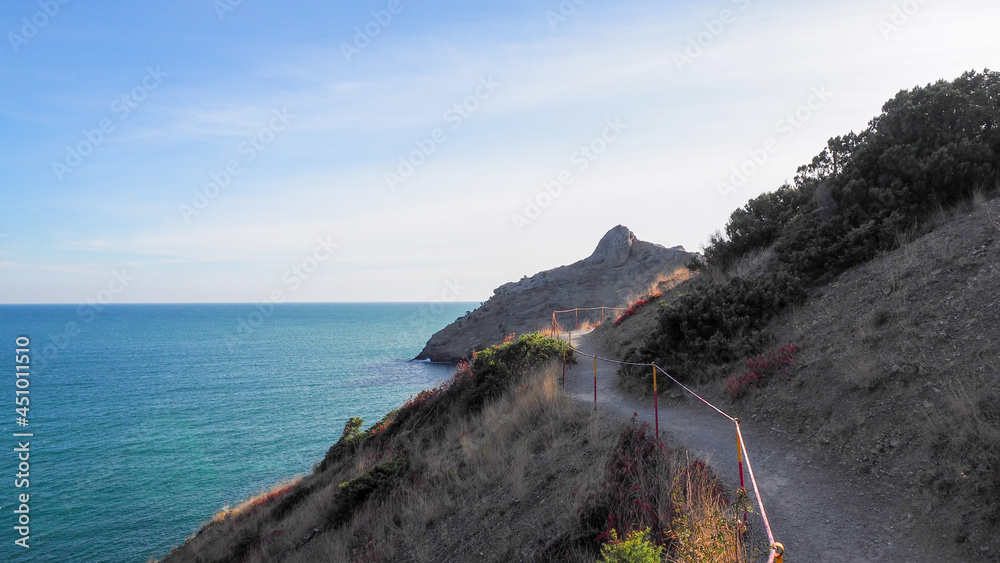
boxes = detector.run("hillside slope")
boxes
[600,196,1000,559]
[416,225,691,362]
[564,326,972,561]
[728,196,1000,557]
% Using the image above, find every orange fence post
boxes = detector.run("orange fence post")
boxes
[736,419,747,524]
[601,307,605,324]
[652,364,659,440]
[575,308,578,330]
[593,355,597,408]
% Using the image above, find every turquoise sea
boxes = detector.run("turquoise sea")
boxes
[0,303,474,562]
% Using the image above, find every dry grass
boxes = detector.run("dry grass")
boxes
[987,199,1000,233]
[668,457,750,563]
[549,418,750,563]
[841,339,884,391]
[286,364,611,562]
[162,364,611,562]
[162,356,749,563]
[921,369,1000,530]
[930,184,999,227]
[622,268,693,310]
[211,478,303,524]
[939,375,1000,452]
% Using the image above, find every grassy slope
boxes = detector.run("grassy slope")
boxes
[160,336,749,563]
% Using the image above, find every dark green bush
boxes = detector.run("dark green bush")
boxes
[714,70,1000,283]
[455,332,568,410]
[324,457,410,529]
[317,415,375,472]
[641,273,804,381]
[704,183,814,271]
[640,70,1000,382]
[340,417,364,441]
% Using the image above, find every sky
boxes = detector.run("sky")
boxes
[1,0,999,304]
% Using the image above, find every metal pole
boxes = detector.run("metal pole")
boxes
[736,419,747,524]
[652,364,659,440]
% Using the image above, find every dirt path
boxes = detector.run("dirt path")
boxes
[558,328,964,563]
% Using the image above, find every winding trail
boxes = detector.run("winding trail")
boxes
[558,327,963,563]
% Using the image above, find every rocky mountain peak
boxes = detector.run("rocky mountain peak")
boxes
[585,225,637,268]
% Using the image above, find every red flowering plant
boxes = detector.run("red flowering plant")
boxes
[614,293,663,326]
[576,416,674,550]
[725,342,801,400]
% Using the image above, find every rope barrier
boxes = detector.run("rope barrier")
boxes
[736,421,779,563]
[555,342,656,367]
[551,306,780,563]
[552,307,628,334]
[651,362,736,422]
[552,306,626,314]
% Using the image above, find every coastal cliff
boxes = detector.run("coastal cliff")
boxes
[415,225,692,362]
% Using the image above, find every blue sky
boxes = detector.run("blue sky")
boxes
[2,0,999,304]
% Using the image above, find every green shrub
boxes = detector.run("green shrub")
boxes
[641,273,804,381]
[325,456,409,529]
[704,184,814,271]
[718,70,1000,284]
[637,70,1000,384]
[317,415,374,472]
[598,528,663,563]
[457,332,569,409]
[340,416,364,441]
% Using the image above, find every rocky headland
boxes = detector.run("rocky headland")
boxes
[415,225,692,362]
